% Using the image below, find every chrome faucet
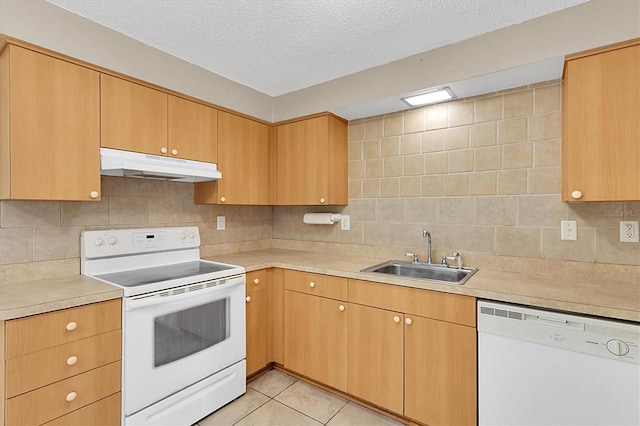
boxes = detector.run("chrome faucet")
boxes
[423,229,432,264]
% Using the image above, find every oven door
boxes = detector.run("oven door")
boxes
[122,275,245,416]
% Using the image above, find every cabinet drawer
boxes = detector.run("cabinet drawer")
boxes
[246,269,268,294]
[348,279,475,327]
[6,361,121,426]
[5,299,121,358]
[6,329,122,398]
[44,393,121,426]
[285,270,347,300]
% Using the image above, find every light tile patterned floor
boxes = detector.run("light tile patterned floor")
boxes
[196,369,405,426]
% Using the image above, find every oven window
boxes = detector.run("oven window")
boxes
[154,298,229,367]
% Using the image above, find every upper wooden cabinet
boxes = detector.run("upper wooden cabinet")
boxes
[275,114,348,205]
[101,74,217,162]
[194,111,270,204]
[0,45,101,201]
[562,39,640,201]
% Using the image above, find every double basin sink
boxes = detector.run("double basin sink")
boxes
[361,260,477,285]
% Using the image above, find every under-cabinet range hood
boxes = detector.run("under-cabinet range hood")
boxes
[100,148,221,182]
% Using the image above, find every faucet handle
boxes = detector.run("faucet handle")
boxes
[405,253,419,263]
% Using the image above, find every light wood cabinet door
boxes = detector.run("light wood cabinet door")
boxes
[404,315,477,426]
[0,45,100,201]
[246,269,269,376]
[195,111,270,204]
[43,393,121,426]
[347,303,403,414]
[101,74,168,156]
[275,114,347,205]
[284,290,347,391]
[562,40,640,201]
[268,268,285,365]
[168,95,217,163]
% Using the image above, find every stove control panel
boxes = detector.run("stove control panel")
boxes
[81,226,201,259]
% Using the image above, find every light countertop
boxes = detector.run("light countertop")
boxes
[207,249,640,322]
[1,249,637,322]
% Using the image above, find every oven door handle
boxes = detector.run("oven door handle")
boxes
[124,277,245,311]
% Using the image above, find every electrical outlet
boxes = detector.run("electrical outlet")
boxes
[216,216,225,231]
[340,215,350,231]
[561,220,577,241]
[620,221,639,243]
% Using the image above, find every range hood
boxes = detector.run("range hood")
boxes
[100,148,221,182]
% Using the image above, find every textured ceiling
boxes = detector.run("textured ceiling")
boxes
[47,0,587,97]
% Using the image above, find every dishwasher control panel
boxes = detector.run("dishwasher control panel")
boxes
[478,301,640,364]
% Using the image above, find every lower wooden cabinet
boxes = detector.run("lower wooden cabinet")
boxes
[284,290,348,392]
[246,269,269,376]
[1,299,122,426]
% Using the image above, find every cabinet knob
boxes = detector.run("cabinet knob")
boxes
[171,149,178,156]
[66,392,77,402]
[66,355,78,366]
[66,322,77,331]
[393,316,400,323]
[253,278,260,285]
[309,281,316,288]
[338,304,345,312]
[246,296,251,303]
[571,190,583,200]
[405,317,413,326]
[320,198,326,204]
[160,147,168,154]
[89,191,99,199]
[220,197,226,203]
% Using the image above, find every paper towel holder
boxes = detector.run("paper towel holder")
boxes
[303,213,342,225]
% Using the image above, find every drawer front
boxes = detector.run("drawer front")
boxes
[6,329,122,398]
[246,269,268,295]
[348,279,476,327]
[5,299,121,358]
[6,361,121,426]
[43,393,121,426]
[284,270,347,300]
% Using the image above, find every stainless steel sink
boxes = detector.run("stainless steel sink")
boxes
[360,260,477,285]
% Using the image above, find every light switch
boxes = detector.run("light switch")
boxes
[340,215,350,231]
[561,220,577,241]
[217,216,225,231]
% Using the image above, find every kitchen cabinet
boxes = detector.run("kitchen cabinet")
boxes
[562,39,640,201]
[245,269,269,376]
[195,111,270,205]
[101,74,217,162]
[268,268,285,365]
[0,44,101,201]
[1,299,122,426]
[347,303,404,414]
[283,270,348,391]
[275,114,348,205]
[348,279,476,426]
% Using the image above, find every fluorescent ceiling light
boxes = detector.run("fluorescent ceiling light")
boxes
[402,87,456,107]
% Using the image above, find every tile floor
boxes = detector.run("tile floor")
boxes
[195,369,405,426]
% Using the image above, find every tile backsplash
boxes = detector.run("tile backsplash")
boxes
[273,80,640,283]
[0,177,272,282]
[1,80,638,285]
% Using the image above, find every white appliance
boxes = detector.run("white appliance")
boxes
[478,300,640,426]
[100,147,222,182]
[81,226,246,426]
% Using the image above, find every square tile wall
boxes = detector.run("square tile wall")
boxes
[273,81,640,277]
[0,177,272,282]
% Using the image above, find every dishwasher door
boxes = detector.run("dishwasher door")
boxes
[478,300,640,426]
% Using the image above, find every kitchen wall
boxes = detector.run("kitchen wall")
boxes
[0,177,271,283]
[273,80,640,284]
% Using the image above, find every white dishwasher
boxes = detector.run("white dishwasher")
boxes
[478,300,640,426]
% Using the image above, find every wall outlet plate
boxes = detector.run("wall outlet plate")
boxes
[216,216,225,231]
[620,221,639,242]
[340,215,350,231]
[561,220,577,241]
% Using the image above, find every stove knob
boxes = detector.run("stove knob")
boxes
[179,232,186,239]
[606,339,629,356]
[188,232,195,239]
[108,237,117,245]
[94,238,104,246]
